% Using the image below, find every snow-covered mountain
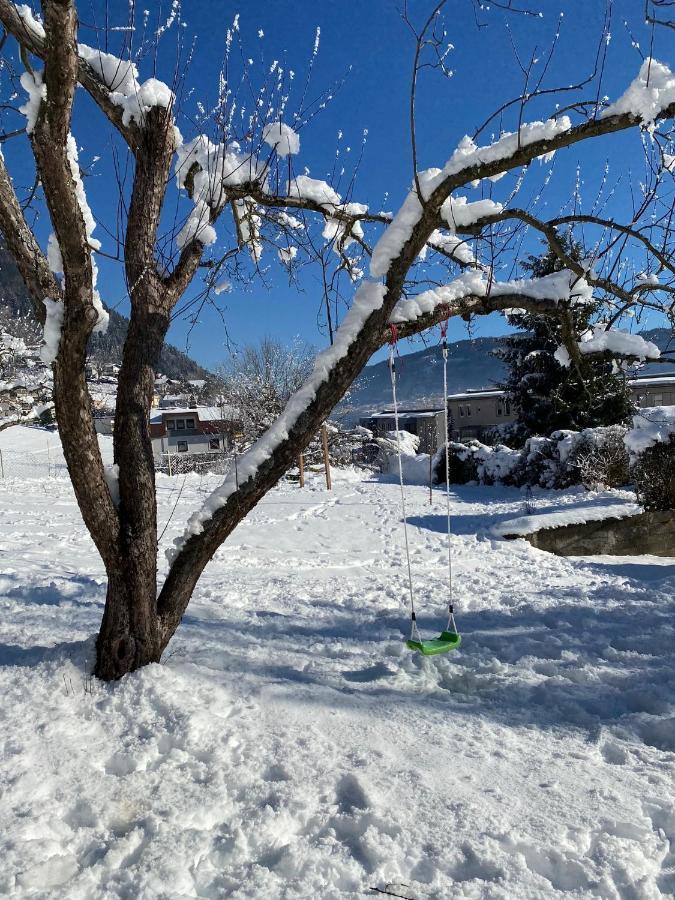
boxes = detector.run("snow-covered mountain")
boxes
[337,327,674,423]
[0,242,212,383]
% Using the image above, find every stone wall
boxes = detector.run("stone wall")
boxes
[505,510,675,557]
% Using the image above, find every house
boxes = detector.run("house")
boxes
[149,405,239,461]
[446,389,515,441]
[446,373,675,441]
[630,374,675,408]
[361,373,675,449]
[159,394,190,409]
[359,408,446,454]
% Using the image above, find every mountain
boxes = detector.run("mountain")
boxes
[0,242,211,381]
[337,327,675,424]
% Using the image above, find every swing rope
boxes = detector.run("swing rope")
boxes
[388,334,421,643]
[440,321,458,635]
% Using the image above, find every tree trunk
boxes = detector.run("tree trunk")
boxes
[95,570,163,680]
[94,299,171,680]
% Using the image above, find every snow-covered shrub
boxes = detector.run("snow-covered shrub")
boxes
[324,423,381,468]
[377,430,431,484]
[434,442,478,484]
[517,436,561,488]
[435,425,632,491]
[625,407,675,510]
[563,425,629,490]
[434,440,520,486]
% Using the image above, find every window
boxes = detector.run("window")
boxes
[209,438,220,450]
[186,417,196,429]
[167,420,175,430]
[177,440,188,452]
[176,419,185,430]
[653,393,663,407]
[505,401,511,415]
[466,404,472,417]
[459,406,464,417]
[497,403,503,416]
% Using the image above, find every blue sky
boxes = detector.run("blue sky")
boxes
[3,1,672,370]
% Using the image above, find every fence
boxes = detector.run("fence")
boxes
[0,445,69,480]
[158,450,237,478]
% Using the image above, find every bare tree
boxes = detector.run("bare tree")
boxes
[219,338,316,450]
[0,1,673,679]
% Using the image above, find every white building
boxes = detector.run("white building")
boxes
[149,405,239,461]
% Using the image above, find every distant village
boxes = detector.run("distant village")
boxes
[3,329,675,476]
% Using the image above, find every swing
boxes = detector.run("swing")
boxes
[389,324,461,657]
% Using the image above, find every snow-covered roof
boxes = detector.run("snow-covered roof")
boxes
[446,389,505,401]
[150,405,237,423]
[366,408,444,419]
[630,375,675,387]
[444,375,675,403]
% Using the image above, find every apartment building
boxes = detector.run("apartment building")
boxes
[363,373,675,449]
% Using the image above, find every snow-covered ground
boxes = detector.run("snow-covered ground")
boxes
[1,460,674,898]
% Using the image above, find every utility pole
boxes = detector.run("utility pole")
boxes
[298,453,304,488]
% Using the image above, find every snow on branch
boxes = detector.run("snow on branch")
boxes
[286,174,342,208]
[262,122,300,157]
[438,119,572,184]
[175,135,266,249]
[425,230,478,267]
[78,44,174,127]
[40,298,63,364]
[554,327,661,368]
[389,269,594,325]
[625,406,675,456]
[14,2,44,38]
[370,169,439,278]
[441,196,503,229]
[18,70,45,133]
[602,58,675,127]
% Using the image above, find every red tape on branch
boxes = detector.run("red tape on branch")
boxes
[389,324,399,346]
[440,318,449,339]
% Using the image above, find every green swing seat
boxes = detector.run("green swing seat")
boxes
[407,630,461,656]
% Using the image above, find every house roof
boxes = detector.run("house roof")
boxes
[446,390,505,400]
[366,408,444,419]
[445,376,675,402]
[150,405,237,423]
[629,375,675,387]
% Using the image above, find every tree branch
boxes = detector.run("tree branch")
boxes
[0,0,140,148]
[0,152,58,324]
[158,69,675,633]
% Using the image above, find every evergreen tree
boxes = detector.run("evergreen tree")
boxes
[495,235,634,443]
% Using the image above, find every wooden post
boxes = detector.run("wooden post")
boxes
[0,448,3,479]
[429,449,433,504]
[298,453,304,488]
[167,449,172,477]
[321,423,332,491]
